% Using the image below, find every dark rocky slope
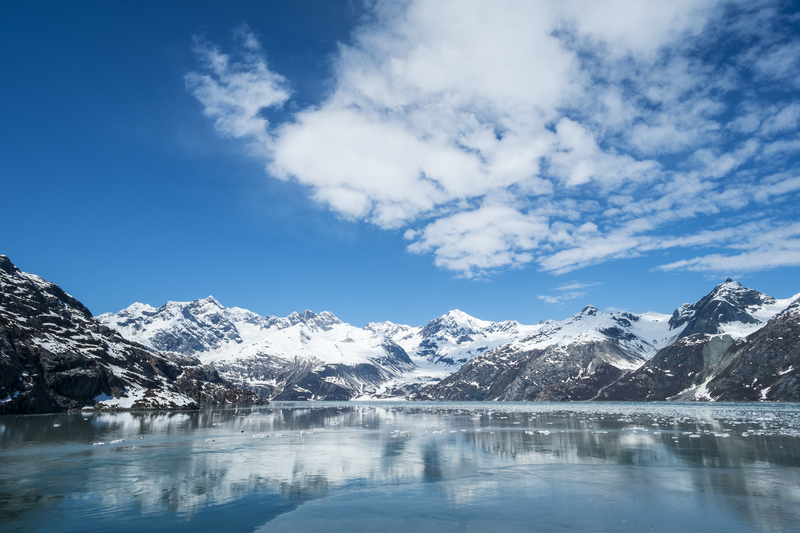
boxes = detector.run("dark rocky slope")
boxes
[0,255,264,414]
[598,299,800,402]
[413,339,642,401]
[596,334,734,401]
[700,300,800,401]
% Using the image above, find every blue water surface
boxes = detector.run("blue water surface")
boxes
[1,402,799,532]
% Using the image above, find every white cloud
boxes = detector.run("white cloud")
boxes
[188,1,800,279]
[760,102,800,137]
[538,280,601,304]
[538,292,587,305]
[405,197,548,277]
[185,27,291,157]
[752,40,800,86]
[656,222,800,273]
[555,281,602,291]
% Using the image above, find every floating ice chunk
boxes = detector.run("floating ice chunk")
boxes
[93,442,104,446]
[110,439,124,444]
[52,424,60,427]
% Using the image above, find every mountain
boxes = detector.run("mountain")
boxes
[0,255,263,414]
[596,281,799,402]
[411,306,666,401]
[699,300,800,401]
[366,310,539,385]
[595,334,736,401]
[668,279,787,339]
[100,301,678,401]
[98,300,415,400]
[413,281,796,402]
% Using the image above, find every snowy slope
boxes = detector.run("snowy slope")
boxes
[99,301,408,368]
[98,301,415,399]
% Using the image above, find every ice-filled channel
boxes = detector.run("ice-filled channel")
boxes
[2,401,800,532]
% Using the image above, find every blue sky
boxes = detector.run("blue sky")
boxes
[3,0,800,327]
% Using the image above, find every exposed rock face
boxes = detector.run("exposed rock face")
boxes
[0,255,264,414]
[413,339,642,402]
[598,299,800,402]
[700,301,800,402]
[597,335,735,401]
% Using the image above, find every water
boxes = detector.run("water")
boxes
[2,402,800,532]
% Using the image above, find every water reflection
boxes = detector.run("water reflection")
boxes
[1,402,799,532]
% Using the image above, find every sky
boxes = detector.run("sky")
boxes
[2,0,800,327]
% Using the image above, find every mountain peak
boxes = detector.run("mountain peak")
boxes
[126,302,156,314]
[203,295,222,307]
[580,305,600,316]
[443,309,474,321]
[287,310,318,325]
[669,280,776,338]
[0,254,19,276]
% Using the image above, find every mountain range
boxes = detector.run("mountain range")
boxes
[2,252,799,414]
[98,274,799,403]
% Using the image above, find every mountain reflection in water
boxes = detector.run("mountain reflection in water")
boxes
[1,402,799,532]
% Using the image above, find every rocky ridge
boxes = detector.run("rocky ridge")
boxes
[0,255,264,414]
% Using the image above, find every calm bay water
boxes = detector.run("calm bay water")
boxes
[1,402,800,532]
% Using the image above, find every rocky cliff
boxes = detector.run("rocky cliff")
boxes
[0,255,264,414]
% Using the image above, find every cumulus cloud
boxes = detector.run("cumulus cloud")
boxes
[188,1,800,278]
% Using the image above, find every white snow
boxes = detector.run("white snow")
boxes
[94,384,195,409]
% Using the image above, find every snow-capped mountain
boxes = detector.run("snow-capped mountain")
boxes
[99,300,415,400]
[413,280,797,402]
[668,278,792,339]
[0,255,263,414]
[101,299,683,400]
[366,310,538,384]
[6,247,796,409]
[697,299,800,401]
[369,306,675,381]
[411,306,663,402]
